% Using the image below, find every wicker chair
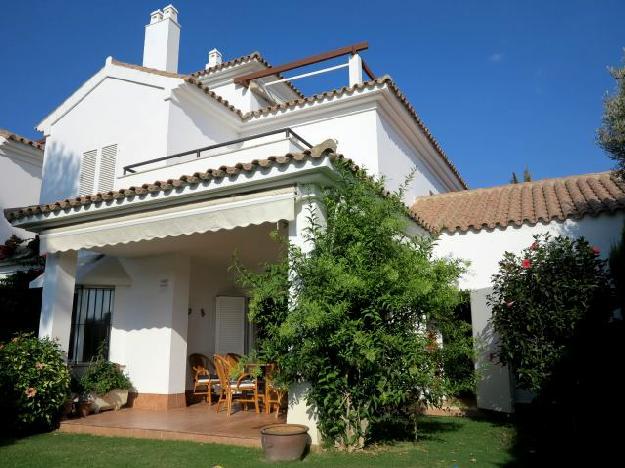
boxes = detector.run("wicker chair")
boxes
[213,354,259,416]
[188,353,219,405]
[262,363,285,418]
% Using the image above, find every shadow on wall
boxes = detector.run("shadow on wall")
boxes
[39,140,80,204]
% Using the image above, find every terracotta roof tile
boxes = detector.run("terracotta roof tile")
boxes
[411,172,625,234]
[5,142,428,232]
[189,51,305,98]
[0,128,45,151]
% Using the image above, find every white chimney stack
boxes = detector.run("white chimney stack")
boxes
[142,4,180,73]
[206,48,223,69]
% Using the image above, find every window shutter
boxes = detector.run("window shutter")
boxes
[79,150,97,195]
[98,144,117,193]
[215,296,246,355]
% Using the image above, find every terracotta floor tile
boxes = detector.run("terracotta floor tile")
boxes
[60,401,285,447]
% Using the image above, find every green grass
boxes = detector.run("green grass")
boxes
[0,416,517,467]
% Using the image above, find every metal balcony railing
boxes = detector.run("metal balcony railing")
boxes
[122,127,312,175]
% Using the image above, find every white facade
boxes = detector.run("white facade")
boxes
[434,212,625,412]
[14,2,623,440]
[0,135,43,243]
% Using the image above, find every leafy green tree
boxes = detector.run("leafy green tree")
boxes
[489,234,613,393]
[233,159,473,450]
[598,54,625,178]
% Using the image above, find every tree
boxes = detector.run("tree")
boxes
[598,54,625,178]
[510,167,532,184]
[233,159,473,450]
[488,234,613,393]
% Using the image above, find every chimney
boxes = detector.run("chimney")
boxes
[205,48,223,69]
[142,4,180,73]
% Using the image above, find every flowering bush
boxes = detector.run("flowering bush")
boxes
[489,234,613,393]
[0,333,70,433]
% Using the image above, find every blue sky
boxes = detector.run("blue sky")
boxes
[1,0,623,188]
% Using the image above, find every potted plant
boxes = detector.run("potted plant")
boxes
[80,354,132,413]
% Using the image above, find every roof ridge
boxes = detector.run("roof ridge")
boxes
[413,170,616,202]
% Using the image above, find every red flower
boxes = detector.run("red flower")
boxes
[25,387,37,398]
[521,259,532,269]
[592,246,600,256]
[530,241,539,250]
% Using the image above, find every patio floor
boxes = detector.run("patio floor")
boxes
[59,401,286,447]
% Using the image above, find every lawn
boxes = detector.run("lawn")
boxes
[0,416,518,467]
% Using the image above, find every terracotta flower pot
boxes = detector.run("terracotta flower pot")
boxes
[260,424,310,462]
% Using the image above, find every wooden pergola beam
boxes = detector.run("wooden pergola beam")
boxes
[233,41,369,87]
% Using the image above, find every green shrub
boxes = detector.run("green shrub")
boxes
[80,355,132,395]
[489,234,613,393]
[0,333,70,433]
[233,160,472,450]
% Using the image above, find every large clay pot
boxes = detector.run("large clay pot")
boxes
[260,424,310,462]
[92,389,129,413]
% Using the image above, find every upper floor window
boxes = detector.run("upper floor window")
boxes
[79,144,118,195]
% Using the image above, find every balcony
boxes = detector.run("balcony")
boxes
[118,128,312,188]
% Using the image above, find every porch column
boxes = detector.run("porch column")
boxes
[286,184,325,445]
[114,254,191,410]
[39,251,78,355]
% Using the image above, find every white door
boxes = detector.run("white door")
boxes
[215,296,246,355]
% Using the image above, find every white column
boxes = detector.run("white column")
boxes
[348,53,363,87]
[39,251,78,354]
[286,184,325,444]
[167,254,191,395]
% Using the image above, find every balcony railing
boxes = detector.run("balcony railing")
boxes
[122,127,312,175]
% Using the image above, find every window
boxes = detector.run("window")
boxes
[68,287,114,363]
[79,150,97,195]
[79,144,118,195]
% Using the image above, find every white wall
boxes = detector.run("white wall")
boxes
[166,91,238,157]
[109,254,190,395]
[40,77,170,203]
[375,112,448,203]
[185,259,246,388]
[434,212,625,411]
[0,140,43,242]
[435,212,625,291]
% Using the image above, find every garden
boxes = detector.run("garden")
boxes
[1,159,624,465]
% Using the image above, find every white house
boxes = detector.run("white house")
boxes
[0,129,44,274]
[4,4,624,439]
[413,172,625,412]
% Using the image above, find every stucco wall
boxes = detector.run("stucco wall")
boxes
[434,212,625,411]
[109,254,190,395]
[375,112,448,203]
[435,212,625,291]
[40,77,170,203]
[0,142,42,242]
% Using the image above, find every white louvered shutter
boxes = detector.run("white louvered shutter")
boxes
[79,150,97,195]
[98,144,117,193]
[215,296,246,355]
